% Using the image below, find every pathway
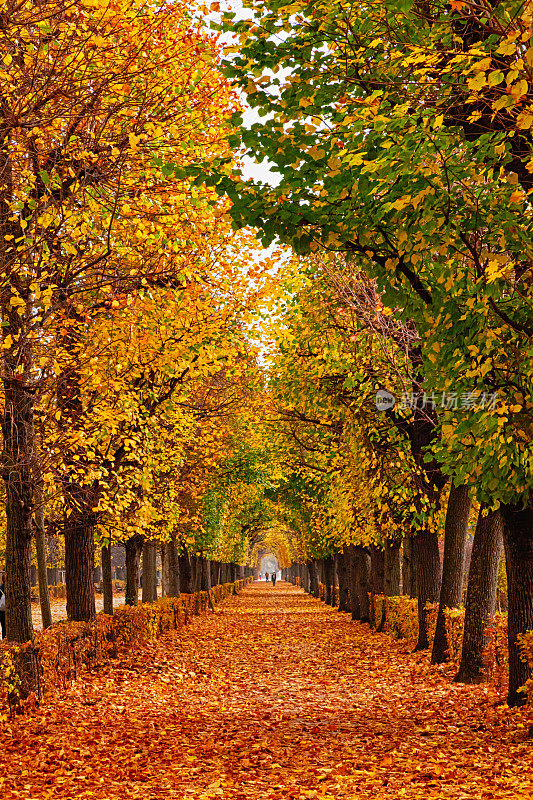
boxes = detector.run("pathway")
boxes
[2,583,532,799]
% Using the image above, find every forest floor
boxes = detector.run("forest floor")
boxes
[3,582,533,800]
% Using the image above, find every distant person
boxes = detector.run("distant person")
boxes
[265,572,269,582]
[0,582,5,639]
[271,572,277,586]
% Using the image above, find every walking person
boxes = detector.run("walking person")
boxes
[0,582,5,639]
[265,571,269,582]
[271,571,277,587]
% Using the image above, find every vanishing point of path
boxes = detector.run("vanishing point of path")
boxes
[1,583,532,800]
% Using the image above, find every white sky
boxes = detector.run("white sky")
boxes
[210,0,281,186]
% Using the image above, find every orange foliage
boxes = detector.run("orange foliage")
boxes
[0,581,247,712]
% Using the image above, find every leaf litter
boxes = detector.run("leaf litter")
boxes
[1,583,532,799]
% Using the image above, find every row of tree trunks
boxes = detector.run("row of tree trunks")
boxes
[117,538,242,608]
[286,492,531,708]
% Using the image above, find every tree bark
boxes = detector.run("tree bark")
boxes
[34,485,52,630]
[402,534,417,598]
[307,559,319,597]
[302,562,309,592]
[160,545,168,597]
[164,538,180,598]
[323,556,334,605]
[101,544,113,615]
[370,545,385,628]
[431,483,472,664]
[350,545,371,623]
[178,548,194,594]
[455,507,503,684]
[142,541,158,603]
[191,555,199,591]
[65,522,96,621]
[337,552,351,612]
[201,558,212,591]
[125,534,143,606]
[3,372,35,642]
[384,539,401,596]
[413,529,441,650]
[500,501,533,706]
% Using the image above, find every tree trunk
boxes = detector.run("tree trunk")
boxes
[47,567,59,586]
[65,522,96,621]
[5,500,34,642]
[303,562,310,592]
[1,281,38,645]
[337,552,350,611]
[125,534,143,606]
[348,545,360,619]
[431,484,472,664]
[142,541,158,603]
[384,539,401,596]
[402,534,417,597]
[370,546,385,595]
[308,559,319,597]
[413,529,441,650]
[34,485,52,630]
[202,558,212,591]
[160,545,168,597]
[323,557,334,605]
[191,555,199,591]
[350,545,371,623]
[164,539,180,598]
[101,544,113,615]
[370,545,385,628]
[500,501,533,707]
[455,507,503,684]
[178,548,194,594]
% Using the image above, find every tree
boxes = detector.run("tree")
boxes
[210,0,533,704]
[0,0,245,638]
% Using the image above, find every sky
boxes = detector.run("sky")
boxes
[210,0,282,186]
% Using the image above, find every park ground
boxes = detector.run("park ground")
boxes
[2,583,533,800]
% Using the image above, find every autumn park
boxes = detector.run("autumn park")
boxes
[0,0,533,796]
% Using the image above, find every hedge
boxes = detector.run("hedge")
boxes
[0,579,247,713]
[315,583,533,696]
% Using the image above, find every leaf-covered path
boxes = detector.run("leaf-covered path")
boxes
[2,583,533,800]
